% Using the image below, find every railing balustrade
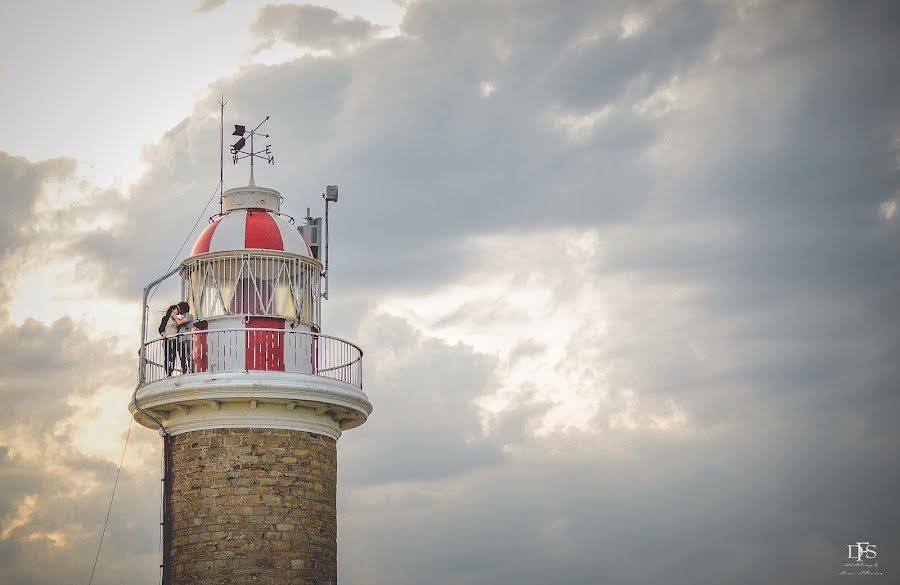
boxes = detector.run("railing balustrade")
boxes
[139,328,362,389]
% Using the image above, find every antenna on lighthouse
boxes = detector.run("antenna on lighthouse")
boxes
[323,185,338,299]
[230,115,275,186]
[218,95,227,214]
[298,185,338,300]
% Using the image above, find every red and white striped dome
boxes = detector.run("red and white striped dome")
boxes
[191,209,312,256]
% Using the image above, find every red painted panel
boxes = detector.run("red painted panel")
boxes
[192,326,208,373]
[245,210,284,250]
[191,217,223,255]
[245,317,285,372]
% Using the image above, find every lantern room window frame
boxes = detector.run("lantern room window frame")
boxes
[180,250,323,330]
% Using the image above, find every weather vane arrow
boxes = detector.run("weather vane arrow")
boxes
[230,116,274,186]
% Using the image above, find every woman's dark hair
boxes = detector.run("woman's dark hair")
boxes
[159,306,177,335]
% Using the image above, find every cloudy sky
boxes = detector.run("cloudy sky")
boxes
[1,0,898,583]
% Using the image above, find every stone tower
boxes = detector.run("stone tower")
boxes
[130,182,371,584]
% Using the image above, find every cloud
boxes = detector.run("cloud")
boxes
[0,443,161,585]
[251,4,383,52]
[340,314,508,485]
[194,0,228,13]
[68,0,667,299]
[0,314,160,585]
[0,152,75,252]
[0,494,37,540]
[0,318,131,428]
[0,179,156,585]
[0,152,77,313]
[340,422,899,585]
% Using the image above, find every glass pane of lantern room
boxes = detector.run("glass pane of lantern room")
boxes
[188,268,203,316]
[300,263,315,324]
[273,258,297,319]
[191,263,219,318]
[214,256,239,316]
[230,255,271,315]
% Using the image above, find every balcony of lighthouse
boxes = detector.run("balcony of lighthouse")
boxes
[131,248,370,439]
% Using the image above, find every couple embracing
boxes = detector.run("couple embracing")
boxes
[160,301,195,376]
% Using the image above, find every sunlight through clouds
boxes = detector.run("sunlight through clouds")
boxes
[551,106,614,142]
[0,494,37,540]
[376,228,694,437]
[618,12,648,39]
[8,262,140,349]
[879,198,897,222]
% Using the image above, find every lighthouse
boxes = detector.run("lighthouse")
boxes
[130,120,371,584]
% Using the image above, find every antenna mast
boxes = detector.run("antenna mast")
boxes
[322,186,339,299]
[218,96,227,214]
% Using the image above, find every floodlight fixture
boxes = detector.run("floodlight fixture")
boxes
[325,185,339,202]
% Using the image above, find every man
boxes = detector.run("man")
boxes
[172,301,195,374]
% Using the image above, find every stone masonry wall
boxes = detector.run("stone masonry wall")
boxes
[168,428,337,585]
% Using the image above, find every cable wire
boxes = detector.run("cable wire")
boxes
[147,183,222,304]
[88,416,134,585]
[159,440,164,585]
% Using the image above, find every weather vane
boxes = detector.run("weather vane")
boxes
[231,116,275,186]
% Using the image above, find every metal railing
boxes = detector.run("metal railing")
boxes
[138,328,362,389]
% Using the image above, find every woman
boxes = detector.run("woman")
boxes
[161,304,179,376]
